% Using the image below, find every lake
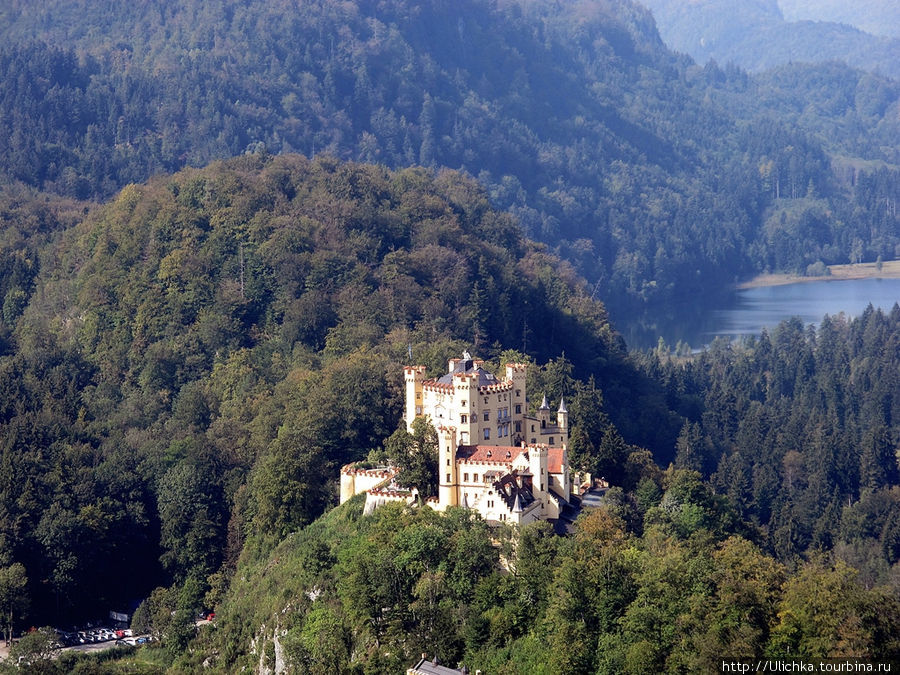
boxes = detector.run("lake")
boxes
[616,277,900,351]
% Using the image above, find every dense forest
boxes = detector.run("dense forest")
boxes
[0,154,660,633]
[0,0,899,672]
[1,155,899,673]
[0,0,899,312]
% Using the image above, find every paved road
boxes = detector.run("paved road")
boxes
[580,486,608,508]
[62,640,129,655]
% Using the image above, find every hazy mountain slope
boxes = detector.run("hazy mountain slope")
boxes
[779,0,900,40]
[0,0,898,315]
[640,0,900,78]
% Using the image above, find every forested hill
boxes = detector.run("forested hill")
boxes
[1,0,899,312]
[1,153,673,628]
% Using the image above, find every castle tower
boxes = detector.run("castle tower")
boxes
[505,362,527,423]
[455,370,479,445]
[538,393,551,429]
[404,366,426,431]
[528,443,549,495]
[340,469,356,504]
[438,426,459,509]
[557,396,569,434]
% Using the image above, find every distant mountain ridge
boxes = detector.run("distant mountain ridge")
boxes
[779,0,900,40]
[640,0,900,78]
[0,0,898,314]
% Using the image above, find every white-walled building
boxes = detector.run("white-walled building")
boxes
[342,351,579,525]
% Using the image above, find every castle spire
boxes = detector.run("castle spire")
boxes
[557,395,569,431]
[538,393,550,429]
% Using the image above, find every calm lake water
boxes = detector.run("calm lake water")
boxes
[617,278,900,352]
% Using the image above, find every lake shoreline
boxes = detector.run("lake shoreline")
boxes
[738,261,900,289]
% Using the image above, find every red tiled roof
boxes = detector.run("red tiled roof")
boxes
[456,444,526,464]
[456,444,567,474]
[548,447,565,474]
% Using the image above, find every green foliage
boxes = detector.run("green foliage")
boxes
[0,3,898,665]
[0,562,27,646]
[767,559,881,659]
[385,417,439,502]
[0,153,636,627]
[8,626,59,667]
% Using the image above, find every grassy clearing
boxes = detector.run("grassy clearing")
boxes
[739,260,900,288]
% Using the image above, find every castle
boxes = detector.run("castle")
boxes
[341,352,583,526]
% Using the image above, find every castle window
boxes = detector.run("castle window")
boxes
[461,414,467,423]
[484,397,488,404]
[550,437,554,444]
[515,404,521,414]
[461,400,466,406]
[483,411,489,422]
[515,389,521,397]
[464,473,469,482]
[416,406,422,415]
[515,422,521,432]
[446,459,450,466]
[473,473,479,482]
[484,429,490,440]
[531,424,535,432]
[446,473,451,482]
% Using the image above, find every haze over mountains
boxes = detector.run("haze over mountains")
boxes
[779,0,900,39]
[1,0,899,314]
[641,0,900,78]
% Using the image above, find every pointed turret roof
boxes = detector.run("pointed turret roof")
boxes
[558,396,567,413]
[539,394,550,410]
[512,491,523,513]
